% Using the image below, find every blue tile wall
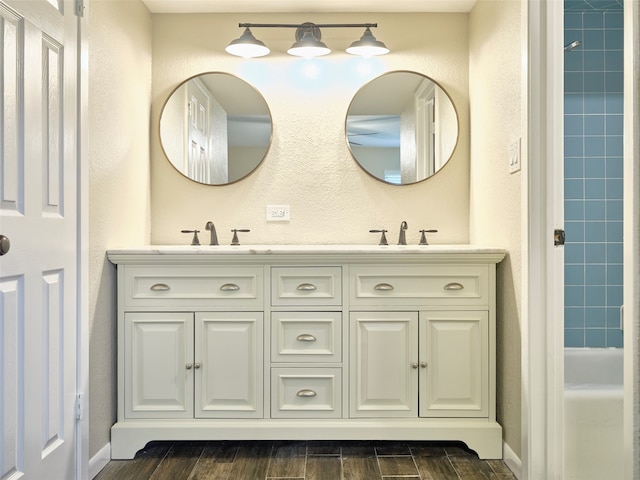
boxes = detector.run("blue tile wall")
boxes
[564,5,623,348]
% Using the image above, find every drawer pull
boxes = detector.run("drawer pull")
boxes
[296,334,317,342]
[150,283,170,292]
[220,283,240,291]
[373,283,394,291]
[296,283,317,291]
[296,389,317,398]
[444,282,464,291]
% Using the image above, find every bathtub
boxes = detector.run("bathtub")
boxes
[564,348,623,480]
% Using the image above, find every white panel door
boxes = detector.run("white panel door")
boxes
[124,313,194,419]
[350,311,418,417]
[195,312,263,418]
[420,310,488,417]
[0,1,80,479]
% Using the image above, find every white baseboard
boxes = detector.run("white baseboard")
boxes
[503,440,522,479]
[89,443,111,479]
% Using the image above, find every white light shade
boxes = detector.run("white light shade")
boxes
[346,27,389,57]
[287,30,331,58]
[225,28,270,58]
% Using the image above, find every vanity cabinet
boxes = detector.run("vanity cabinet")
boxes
[108,246,504,460]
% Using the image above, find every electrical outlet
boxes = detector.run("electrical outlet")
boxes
[509,139,521,174]
[266,205,290,222]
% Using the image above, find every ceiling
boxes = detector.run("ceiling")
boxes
[141,0,477,13]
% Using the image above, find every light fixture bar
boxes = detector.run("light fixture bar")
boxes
[238,23,378,29]
[226,22,388,59]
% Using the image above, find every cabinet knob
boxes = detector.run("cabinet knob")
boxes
[411,363,419,369]
[220,283,240,291]
[420,362,428,368]
[374,283,394,291]
[296,283,317,291]
[194,363,201,369]
[296,389,317,398]
[296,334,317,342]
[186,363,193,370]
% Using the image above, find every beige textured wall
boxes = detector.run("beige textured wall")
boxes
[88,0,151,457]
[469,0,523,459]
[87,5,524,462]
[151,13,470,246]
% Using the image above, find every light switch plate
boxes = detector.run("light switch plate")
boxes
[509,138,521,174]
[266,205,290,222]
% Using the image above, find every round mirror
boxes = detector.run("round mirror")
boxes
[160,72,272,185]
[346,71,458,185]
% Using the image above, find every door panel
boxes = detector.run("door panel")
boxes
[350,311,418,417]
[195,312,263,418]
[420,310,488,417]
[124,312,194,418]
[0,1,78,478]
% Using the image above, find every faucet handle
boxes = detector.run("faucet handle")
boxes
[231,228,250,246]
[369,229,388,246]
[419,229,438,245]
[181,229,201,246]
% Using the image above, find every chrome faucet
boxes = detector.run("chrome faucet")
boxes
[205,221,218,245]
[398,221,408,245]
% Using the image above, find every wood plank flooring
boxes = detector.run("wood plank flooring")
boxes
[94,440,517,480]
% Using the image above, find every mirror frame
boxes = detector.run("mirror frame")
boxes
[159,72,273,186]
[345,70,459,186]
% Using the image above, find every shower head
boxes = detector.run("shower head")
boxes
[564,40,582,52]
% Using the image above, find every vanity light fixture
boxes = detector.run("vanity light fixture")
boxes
[225,27,270,58]
[226,22,389,59]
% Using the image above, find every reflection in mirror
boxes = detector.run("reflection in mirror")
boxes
[346,71,458,185]
[160,73,272,185]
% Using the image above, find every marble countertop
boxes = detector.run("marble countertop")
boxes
[107,244,506,255]
[106,245,507,265]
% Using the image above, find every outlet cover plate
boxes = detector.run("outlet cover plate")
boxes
[266,205,290,222]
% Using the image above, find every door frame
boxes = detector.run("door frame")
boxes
[622,1,640,478]
[524,1,565,477]
[525,1,639,478]
[76,0,88,477]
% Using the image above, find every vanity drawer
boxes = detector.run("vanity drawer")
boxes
[350,265,489,307]
[271,266,342,306]
[122,265,263,308]
[271,312,342,363]
[271,368,342,418]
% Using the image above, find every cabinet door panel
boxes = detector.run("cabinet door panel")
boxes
[350,312,418,417]
[125,312,194,418]
[195,312,263,418]
[420,311,488,417]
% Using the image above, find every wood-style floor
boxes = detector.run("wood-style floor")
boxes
[94,440,517,480]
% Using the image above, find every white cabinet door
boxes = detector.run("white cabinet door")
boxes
[195,312,263,418]
[124,312,194,418]
[350,311,418,417]
[420,310,489,417]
